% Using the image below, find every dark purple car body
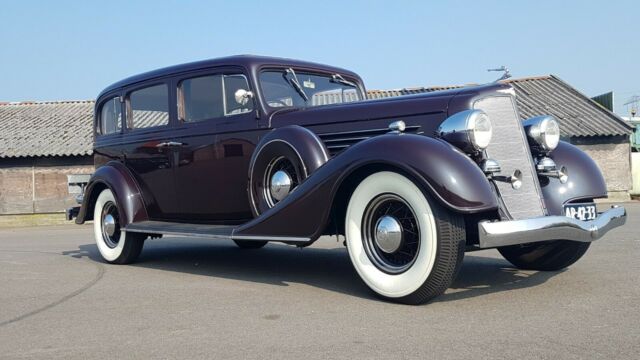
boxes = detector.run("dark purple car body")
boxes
[71,55,626,304]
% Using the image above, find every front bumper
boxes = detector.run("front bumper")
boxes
[478,206,626,248]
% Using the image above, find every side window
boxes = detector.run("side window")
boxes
[99,97,122,135]
[128,84,169,129]
[180,75,224,123]
[223,75,253,116]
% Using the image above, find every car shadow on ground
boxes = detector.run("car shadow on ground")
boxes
[63,239,562,304]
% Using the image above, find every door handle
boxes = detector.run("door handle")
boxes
[156,141,185,148]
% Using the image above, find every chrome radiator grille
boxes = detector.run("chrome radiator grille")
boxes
[474,96,546,220]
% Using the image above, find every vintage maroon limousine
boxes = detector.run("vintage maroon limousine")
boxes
[69,55,626,304]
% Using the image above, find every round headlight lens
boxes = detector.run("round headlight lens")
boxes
[525,116,560,152]
[470,112,492,150]
[436,109,493,153]
[540,118,560,151]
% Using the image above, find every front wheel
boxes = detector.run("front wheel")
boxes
[345,171,465,305]
[498,241,590,271]
[93,188,146,264]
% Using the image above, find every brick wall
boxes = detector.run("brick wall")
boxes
[0,156,93,215]
[571,135,631,200]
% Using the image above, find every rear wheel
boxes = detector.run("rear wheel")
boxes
[93,188,146,264]
[498,241,590,271]
[345,171,465,305]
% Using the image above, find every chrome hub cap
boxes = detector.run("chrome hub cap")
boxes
[264,156,300,207]
[362,194,420,274]
[103,214,116,237]
[101,202,120,249]
[374,215,403,253]
[270,170,292,202]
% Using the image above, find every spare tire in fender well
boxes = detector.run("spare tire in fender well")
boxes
[248,125,329,216]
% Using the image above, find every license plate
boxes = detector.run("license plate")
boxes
[564,203,597,221]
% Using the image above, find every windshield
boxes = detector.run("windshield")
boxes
[260,69,362,108]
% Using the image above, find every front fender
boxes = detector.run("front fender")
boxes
[542,141,607,215]
[75,161,149,226]
[234,134,497,241]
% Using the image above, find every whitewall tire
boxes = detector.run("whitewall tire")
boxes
[93,188,145,264]
[345,171,465,304]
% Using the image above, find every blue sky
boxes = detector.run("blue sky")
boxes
[1,0,638,115]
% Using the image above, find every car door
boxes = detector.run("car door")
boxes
[172,70,261,223]
[121,80,181,220]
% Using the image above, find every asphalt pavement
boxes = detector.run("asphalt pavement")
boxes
[1,203,638,359]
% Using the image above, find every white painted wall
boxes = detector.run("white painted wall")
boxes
[632,153,640,195]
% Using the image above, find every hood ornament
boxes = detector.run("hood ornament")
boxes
[488,66,511,82]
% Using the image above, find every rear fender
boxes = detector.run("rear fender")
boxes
[542,141,607,215]
[234,134,497,242]
[75,161,149,226]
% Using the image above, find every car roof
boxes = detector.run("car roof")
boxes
[97,55,361,100]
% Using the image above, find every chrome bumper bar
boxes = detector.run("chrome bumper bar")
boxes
[478,206,626,248]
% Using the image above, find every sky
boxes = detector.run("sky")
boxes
[0,0,638,115]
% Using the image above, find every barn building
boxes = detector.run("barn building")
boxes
[0,101,94,224]
[0,75,633,223]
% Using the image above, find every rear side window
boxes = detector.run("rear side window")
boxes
[128,84,169,129]
[99,97,122,135]
[179,73,253,123]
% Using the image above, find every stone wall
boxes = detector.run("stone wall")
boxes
[571,135,631,201]
[0,156,93,215]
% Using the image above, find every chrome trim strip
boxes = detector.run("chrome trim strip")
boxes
[478,206,626,248]
[317,125,420,138]
[322,136,371,143]
[123,227,232,240]
[325,144,351,150]
[231,234,310,243]
[124,225,311,243]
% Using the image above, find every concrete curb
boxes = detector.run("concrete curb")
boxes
[0,213,74,228]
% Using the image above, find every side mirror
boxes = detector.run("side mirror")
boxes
[234,89,254,106]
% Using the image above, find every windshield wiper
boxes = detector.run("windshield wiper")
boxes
[330,74,358,88]
[285,68,309,102]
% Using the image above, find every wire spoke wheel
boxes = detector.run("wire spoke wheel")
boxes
[345,171,465,304]
[362,194,420,274]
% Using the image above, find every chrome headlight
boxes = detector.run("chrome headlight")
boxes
[437,109,493,153]
[523,115,560,152]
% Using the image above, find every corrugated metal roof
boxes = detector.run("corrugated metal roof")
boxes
[504,75,633,137]
[367,85,465,99]
[0,75,631,159]
[367,75,633,138]
[0,100,94,158]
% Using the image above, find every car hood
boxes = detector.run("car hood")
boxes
[268,82,511,130]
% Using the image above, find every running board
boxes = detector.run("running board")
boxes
[124,221,310,243]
